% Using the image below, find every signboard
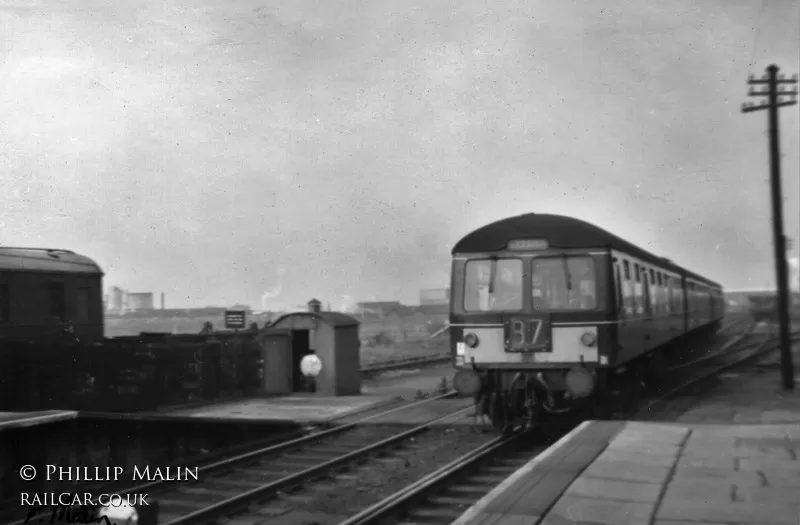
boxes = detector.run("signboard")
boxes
[224,310,247,330]
[300,354,323,377]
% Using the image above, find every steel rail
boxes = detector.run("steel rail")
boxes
[328,321,794,525]
[637,331,798,418]
[162,404,476,525]
[332,433,519,525]
[3,391,459,525]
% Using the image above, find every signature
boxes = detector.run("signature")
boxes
[24,505,112,525]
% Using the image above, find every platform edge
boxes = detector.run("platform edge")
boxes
[0,411,79,430]
[449,419,598,525]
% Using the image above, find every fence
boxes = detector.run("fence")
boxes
[0,332,262,412]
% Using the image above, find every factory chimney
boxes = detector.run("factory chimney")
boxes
[161,292,165,310]
[307,298,322,313]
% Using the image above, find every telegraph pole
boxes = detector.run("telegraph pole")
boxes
[742,64,798,390]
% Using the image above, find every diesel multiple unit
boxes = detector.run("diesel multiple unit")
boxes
[449,213,724,431]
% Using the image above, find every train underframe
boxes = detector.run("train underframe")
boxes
[468,323,721,433]
[471,367,610,433]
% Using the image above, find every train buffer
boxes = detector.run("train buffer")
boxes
[451,366,800,525]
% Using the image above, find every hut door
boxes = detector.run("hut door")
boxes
[262,334,292,395]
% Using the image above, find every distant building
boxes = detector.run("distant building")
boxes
[126,292,154,312]
[420,288,450,306]
[229,304,252,312]
[109,286,125,312]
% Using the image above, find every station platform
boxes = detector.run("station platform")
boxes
[452,345,800,525]
[163,394,395,423]
[163,364,456,424]
[0,410,77,431]
[452,419,800,525]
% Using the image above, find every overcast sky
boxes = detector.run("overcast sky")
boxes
[1,0,799,310]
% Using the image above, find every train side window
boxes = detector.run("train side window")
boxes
[642,273,653,317]
[44,282,66,321]
[672,278,683,312]
[645,267,657,315]
[613,262,624,315]
[665,275,671,314]
[686,283,692,313]
[664,276,672,314]
[76,287,91,323]
[620,259,634,316]
[0,283,9,322]
[633,264,644,315]
[680,282,686,312]
[657,274,665,315]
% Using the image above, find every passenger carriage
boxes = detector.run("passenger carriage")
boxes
[0,247,105,343]
[449,214,724,431]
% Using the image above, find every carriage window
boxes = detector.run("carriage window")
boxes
[642,273,653,316]
[464,258,523,312]
[619,260,634,315]
[664,276,672,314]
[44,282,66,321]
[634,264,641,283]
[613,263,624,314]
[532,256,596,311]
[76,287,91,323]
[0,283,9,322]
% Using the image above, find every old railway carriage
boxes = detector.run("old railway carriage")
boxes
[0,247,105,342]
[449,214,724,431]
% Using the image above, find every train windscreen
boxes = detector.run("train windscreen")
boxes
[532,256,597,311]
[463,258,523,312]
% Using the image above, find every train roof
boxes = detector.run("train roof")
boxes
[0,247,104,276]
[451,213,721,289]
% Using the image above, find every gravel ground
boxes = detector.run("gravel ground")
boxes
[360,340,449,366]
[249,426,495,525]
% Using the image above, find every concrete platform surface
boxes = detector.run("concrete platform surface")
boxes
[0,410,78,430]
[163,394,394,423]
[452,419,800,525]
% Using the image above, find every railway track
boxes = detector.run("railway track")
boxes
[635,325,800,420]
[13,317,773,525]
[9,392,482,525]
[329,323,793,525]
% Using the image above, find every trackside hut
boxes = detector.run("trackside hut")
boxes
[259,307,361,396]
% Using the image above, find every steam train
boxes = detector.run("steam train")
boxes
[449,214,725,431]
[0,247,105,342]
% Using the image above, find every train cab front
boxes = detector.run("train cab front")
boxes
[449,241,610,426]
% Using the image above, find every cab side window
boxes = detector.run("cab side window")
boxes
[622,260,634,316]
